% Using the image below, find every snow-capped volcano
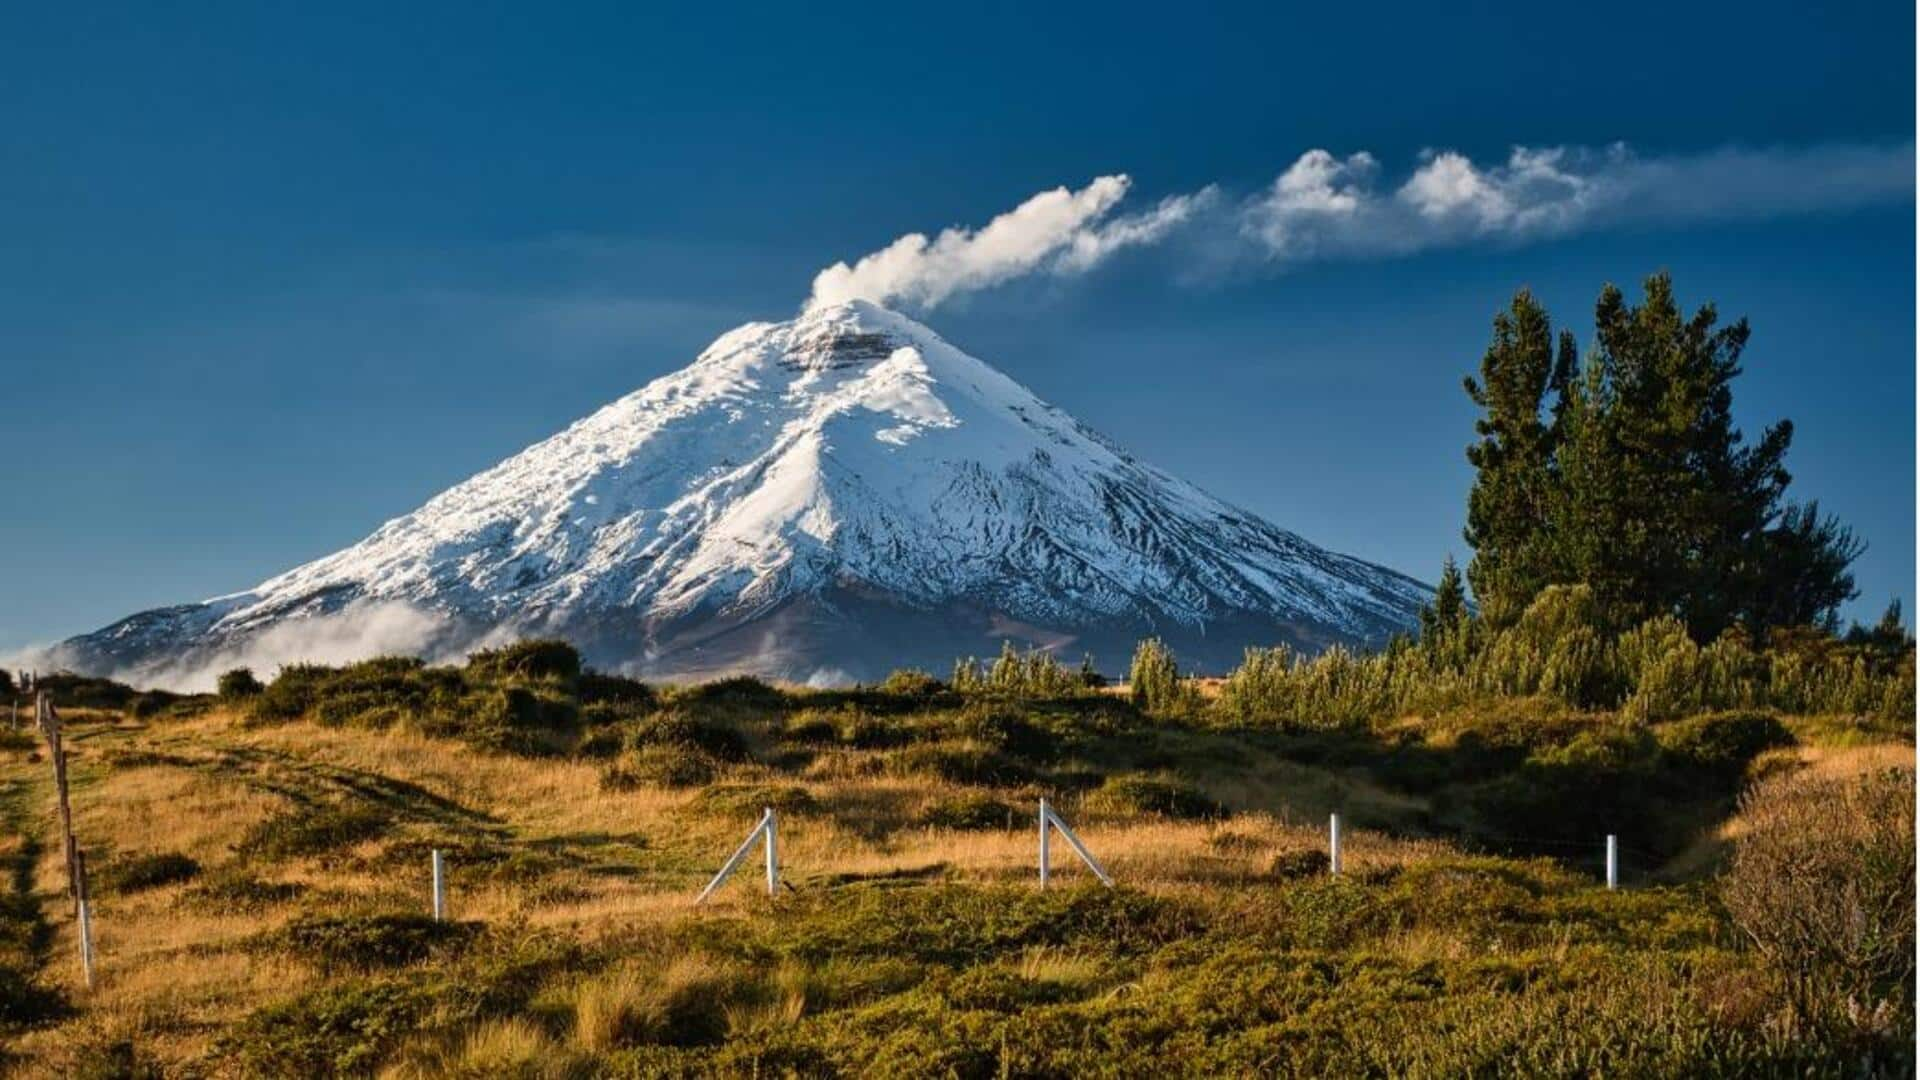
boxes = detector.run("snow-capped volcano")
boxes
[56,301,1430,687]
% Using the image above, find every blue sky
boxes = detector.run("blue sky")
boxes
[3,1,1913,653]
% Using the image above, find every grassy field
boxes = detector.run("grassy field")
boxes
[0,653,1910,1077]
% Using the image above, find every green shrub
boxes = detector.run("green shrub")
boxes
[237,804,390,860]
[221,978,424,1077]
[218,667,265,699]
[577,671,657,709]
[837,709,910,749]
[466,640,582,683]
[628,710,749,763]
[99,851,200,894]
[575,725,625,759]
[1656,711,1791,773]
[1086,774,1220,820]
[602,744,717,790]
[915,794,1018,831]
[954,705,1055,762]
[268,913,481,973]
[670,676,786,714]
[879,668,943,697]
[1268,849,1331,880]
[890,743,1035,787]
[34,671,140,711]
[126,689,185,719]
[780,710,840,746]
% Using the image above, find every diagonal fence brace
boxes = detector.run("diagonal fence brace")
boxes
[695,807,779,904]
[1038,798,1113,888]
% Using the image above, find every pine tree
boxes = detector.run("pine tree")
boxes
[1462,291,1575,625]
[1462,272,1860,638]
[1431,555,1467,632]
[1128,638,1181,713]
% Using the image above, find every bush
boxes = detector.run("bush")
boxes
[954,705,1055,762]
[602,744,717,790]
[915,794,1018,831]
[126,689,185,719]
[1268,849,1331,880]
[221,979,424,1076]
[780,710,841,746]
[1656,711,1791,773]
[1086,774,1220,820]
[466,640,582,683]
[268,913,481,973]
[577,671,657,709]
[879,669,943,697]
[99,851,200,894]
[1128,639,1183,714]
[628,710,749,763]
[237,804,390,860]
[890,744,1034,787]
[217,667,265,699]
[1721,765,1915,1045]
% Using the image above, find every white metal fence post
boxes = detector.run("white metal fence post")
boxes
[764,808,778,897]
[431,849,446,921]
[695,809,775,905]
[74,849,94,990]
[1605,834,1618,890]
[1038,797,1051,889]
[1329,813,1343,877]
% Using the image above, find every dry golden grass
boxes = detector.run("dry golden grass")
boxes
[6,701,1900,1076]
[1,707,1455,1073]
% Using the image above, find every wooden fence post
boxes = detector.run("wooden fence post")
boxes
[38,694,81,914]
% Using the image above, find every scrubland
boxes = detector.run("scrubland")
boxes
[0,639,1910,1077]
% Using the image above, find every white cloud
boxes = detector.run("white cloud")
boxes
[1244,141,1912,262]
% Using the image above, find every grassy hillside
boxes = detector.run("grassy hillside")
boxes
[0,647,1910,1077]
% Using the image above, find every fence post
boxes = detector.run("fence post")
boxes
[763,808,778,897]
[1329,813,1343,877]
[74,849,95,990]
[38,695,82,914]
[695,808,776,905]
[1605,834,1618,890]
[431,849,446,920]
[1038,797,1051,889]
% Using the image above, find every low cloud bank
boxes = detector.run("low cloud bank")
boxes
[807,141,1914,309]
[11,602,462,694]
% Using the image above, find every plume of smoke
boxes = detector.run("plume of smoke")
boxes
[804,142,1911,309]
[805,175,1211,311]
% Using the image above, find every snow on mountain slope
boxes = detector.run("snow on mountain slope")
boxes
[55,300,1431,687]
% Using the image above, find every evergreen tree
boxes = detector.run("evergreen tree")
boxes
[1128,638,1181,713]
[1462,272,1860,638]
[1431,555,1467,632]
[1462,291,1575,625]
